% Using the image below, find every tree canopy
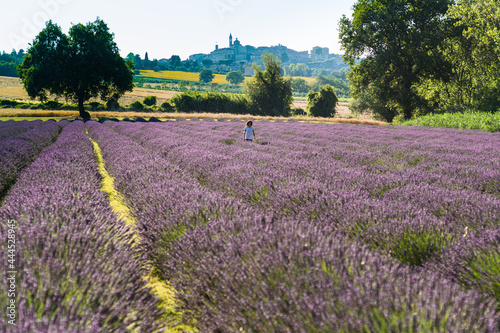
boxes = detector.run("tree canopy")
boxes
[423,0,500,111]
[307,85,338,117]
[449,0,500,59]
[0,49,24,77]
[289,78,310,93]
[226,71,245,85]
[17,19,134,119]
[245,53,293,116]
[199,69,215,83]
[169,55,182,69]
[339,0,453,120]
[202,59,214,68]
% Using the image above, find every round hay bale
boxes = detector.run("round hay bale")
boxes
[176,117,187,121]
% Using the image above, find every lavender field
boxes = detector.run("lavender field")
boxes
[1,119,499,332]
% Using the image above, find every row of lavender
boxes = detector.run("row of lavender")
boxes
[0,120,44,140]
[0,120,66,199]
[113,121,500,265]
[0,121,164,332]
[97,120,499,331]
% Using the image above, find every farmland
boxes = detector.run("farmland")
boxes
[0,75,356,121]
[136,69,317,86]
[136,69,249,85]
[0,75,179,106]
[1,119,499,331]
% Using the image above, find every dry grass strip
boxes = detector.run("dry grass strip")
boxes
[1,108,388,126]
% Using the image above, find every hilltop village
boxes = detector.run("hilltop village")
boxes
[188,34,336,75]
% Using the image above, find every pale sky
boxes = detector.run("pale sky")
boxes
[1,0,357,60]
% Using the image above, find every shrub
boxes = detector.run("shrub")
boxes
[86,101,104,111]
[170,91,250,115]
[128,100,144,111]
[307,84,338,117]
[43,100,63,110]
[160,101,175,112]
[105,99,120,111]
[0,99,21,108]
[291,107,307,116]
[143,96,157,106]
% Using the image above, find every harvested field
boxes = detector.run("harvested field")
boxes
[0,108,387,125]
[0,75,364,121]
[0,76,180,105]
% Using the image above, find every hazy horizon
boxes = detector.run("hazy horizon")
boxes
[1,0,356,60]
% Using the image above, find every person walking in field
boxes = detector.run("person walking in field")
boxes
[244,120,255,141]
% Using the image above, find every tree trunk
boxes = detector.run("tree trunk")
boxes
[78,96,90,120]
[402,76,413,120]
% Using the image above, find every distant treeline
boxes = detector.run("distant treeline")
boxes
[284,58,349,77]
[289,74,349,98]
[0,50,25,77]
[126,53,203,73]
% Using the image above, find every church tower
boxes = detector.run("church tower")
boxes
[229,33,233,47]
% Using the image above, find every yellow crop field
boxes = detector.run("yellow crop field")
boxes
[137,70,252,85]
[292,76,316,83]
[137,70,318,86]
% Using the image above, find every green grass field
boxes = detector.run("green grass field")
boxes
[397,111,500,132]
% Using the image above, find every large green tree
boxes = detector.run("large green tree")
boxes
[419,0,500,111]
[226,71,245,85]
[18,19,134,119]
[199,69,215,83]
[339,0,452,120]
[169,55,182,69]
[245,53,292,116]
[449,0,500,59]
[289,78,310,93]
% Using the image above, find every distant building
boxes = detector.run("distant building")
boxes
[189,34,330,68]
[311,46,330,62]
[189,53,207,63]
[243,64,253,76]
